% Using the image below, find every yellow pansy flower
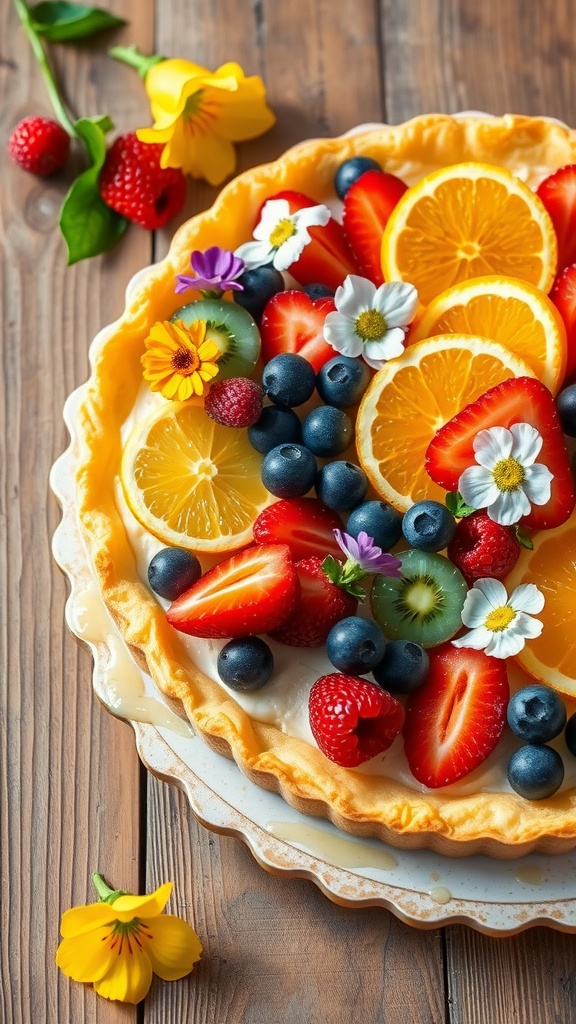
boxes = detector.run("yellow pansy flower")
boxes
[56,874,202,1004]
[142,318,221,400]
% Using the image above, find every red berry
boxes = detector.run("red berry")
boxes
[537,164,576,273]
[447,513,520,583]
[309,673,405,767]
[204,377,263,427]
[8,116,70,176]
[268,556,357,647]
[260,290,336,372]
[342,169,408,284]
[550,264,576,381]
[253,497,344,561]
[99,133,186,230]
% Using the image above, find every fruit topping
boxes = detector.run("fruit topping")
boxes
[309,673,405,767]
[260,290,336,372]
[550,264,576,380]
[507,744,564,800]
[315,461,368,511]
[174,298,261,380]
[315,354,370,408]
[217,637,274,691]
[536,164,576,273]
[334,156,382,200]
[403,645,509,787]
[252,498,344,561]
[9,115,70,176]
[326,616,386,674]
[323,277,418,370]
[370,549,467,648]
[401,500,456,552]
[233,266,285,322]
[99,133,186,229]
[507,684,566,743]
[303,284,335,300]
[148,548,202,602]
[269,557,358,647]
[204,377,263,427]
[261,443,317,499]
[301,405,353,457]
[261,352,317,407]
[371,640,429,695]
[248,406,302,453]
[346,500,403,552]
[342,169,408,284]
[447,512,520,583]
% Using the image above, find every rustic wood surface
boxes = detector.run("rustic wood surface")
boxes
[2,0,576,1021]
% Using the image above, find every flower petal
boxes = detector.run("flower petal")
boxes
[485,630,524,658]
[374,281,419,327]
[204,70,275,141]
[509,422,543,465]
[458,465,500,509]
[452,625,491,650]
[334,275,371,316]
[513,610,544,639]
[56,926,118,983]
[274,234,307,271]
[509,582,545,614]
[364,328,405,363]
[472,577,509,608]
[145,58,209,116]
[473,425,513,467]
[144,914,203,981]
[295,204,331,230]
[93,943,153,1005]
[522,463,553,505]
[323,313,363,356]
[254,199,291,240]
[487,488,530,526]
[459,586,494,627]
[112,882,173,922]
[191,130,237,186]
[234,240,273,270]
[59,902,116,939]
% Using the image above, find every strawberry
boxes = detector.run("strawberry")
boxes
[309,673,405,767]
[342,169,408,284]
[264,190,359,290]
[268,556,357,647]
[260,289,336,371]
[253,498,344,561]
[8,116,70,176]
[536,165,576,273]
[99,133,186,230]
[167,544,298,639]
[425,376,575,529]
[403,645,509,788]
[447,513,520,583]
[550,264,576,380]
[204,377,263,427]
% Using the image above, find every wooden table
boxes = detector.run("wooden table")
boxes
[3,0,576,1020]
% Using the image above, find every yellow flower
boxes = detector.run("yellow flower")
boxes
[142,318,220,400]
[56,876,202,1005]
[136,58,276,185]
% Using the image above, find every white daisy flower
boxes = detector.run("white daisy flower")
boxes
[323,275,419,369]
[235,198,331,272]
[458,423,553,527]
[452,577,545,659]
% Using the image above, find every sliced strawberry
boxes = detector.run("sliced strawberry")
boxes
[309,673,405,767]
[425,376,575,529]
[253,498,344,561]
[342,169,408,285]
[167,544,298,639]
[268,556,357,647]
[537,165,576,273]
[550,264,576,380]
[260,289,336,371]
[264,190,359,290]
[403,645,509,788]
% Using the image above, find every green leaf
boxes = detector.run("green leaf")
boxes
[445,491,476,519]
[513,525,534,550]
[29,1,125,41]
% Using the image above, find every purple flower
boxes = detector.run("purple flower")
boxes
[334,530,402,578]
[175,246,245,294]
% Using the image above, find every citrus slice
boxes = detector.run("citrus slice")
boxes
[505,512,576,698]
[381,163,558,306]
[408,275,567,394]
[355,335,535,512]
[120,402,272,553]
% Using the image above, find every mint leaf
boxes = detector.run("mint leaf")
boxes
[513,525,534,550]
[445,491,476,518]
[29,2,125,41]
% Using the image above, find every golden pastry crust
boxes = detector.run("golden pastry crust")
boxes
[75,114,576,857]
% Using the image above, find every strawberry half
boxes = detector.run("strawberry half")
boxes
[425,376,575,529]
[309,673,405,767]
[167,544,298,639]
[342,169,408,285]
[403,645,509,788]
[264,190,359,290]
[537,165,576,273]
[260,289,336,371]
[550,264,576,380]
[268,556,357,647]
[253,498,344,561]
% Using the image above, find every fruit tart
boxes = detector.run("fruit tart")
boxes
[70,113,576,857]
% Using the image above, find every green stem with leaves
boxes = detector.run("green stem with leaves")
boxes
[13,0,79,138]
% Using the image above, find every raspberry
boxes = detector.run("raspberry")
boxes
[8,116,70,176]
[204,378,263,427]
[308,673,405,767]
[99,133,186,230]
[447,512,520,583]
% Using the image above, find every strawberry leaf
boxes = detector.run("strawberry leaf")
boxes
[29,1,125,41]
[513,525,534,550]
[445,491,476,518]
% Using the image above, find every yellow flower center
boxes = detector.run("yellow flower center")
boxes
[485,605,516,632]
[183,89,204,122]
[356,309,386,341]
[103,917,153,956]
[269,218,297,248]
[171,347,200,374]
[492,456,525,491]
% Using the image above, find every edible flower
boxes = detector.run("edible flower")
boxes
[56,873,202,1005]
[235,198,331,272]
[323,530,402,599]
[458,423,553,526]
[323,275,419,369]
[176,246,245,296]
[142,319,220,400]
[452,577,545,658]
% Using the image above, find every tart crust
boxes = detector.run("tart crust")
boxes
[75,114,576,857]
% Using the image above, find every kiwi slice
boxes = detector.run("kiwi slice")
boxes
[370,549,467,648]
[172,298,261,380]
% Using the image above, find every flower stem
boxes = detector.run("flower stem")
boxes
[92,872,129,904]
[109,44,165,80]
[13,0,78,138]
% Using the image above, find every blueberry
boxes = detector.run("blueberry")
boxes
[556,384,576,438]
[261,443,317,498]
[507,684,567,743]
[346,499,403,552]
[234,266,285,322]
[326,616,386,674]
[315,461,369,511]
[217,637,274,691]
[507,744,564,800]
[262,353,317,407]
[316,355,371,408]
[371,640,430,694]
[302,283,335,300]
[401,500,456,552]
[147,547,202,601]
[566,712,576,756]
[248,405,302,454]
[301,405,353,457]
[334,156,382,200]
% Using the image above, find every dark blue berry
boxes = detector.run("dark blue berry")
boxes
[334,156,382,200]
[326,616,386,675]
[302,283,335,300]
[234,266,285,322]
[566,712,576,756]
[402,500,456,552]
[507,744,564,800]
[371,640,430,694]
[248,405,302,454]
[507,684,566,743]
[217,637,274,691]
[316,355,371,408]
[261,443,317,498]
[262,353,317,407]
[315,461,368,511]
[301,405,353,457]
[556,383,576,438]
[148,547,202,601]
[346,499,403,552]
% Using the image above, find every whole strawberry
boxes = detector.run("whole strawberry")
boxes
[268,556,357,647]
[205,377,263,427]
[8,116,70,176]
[447,512,520,583]
[309,673,405,767]
[99,133,186,230]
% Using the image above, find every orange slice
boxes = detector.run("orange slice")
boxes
[355,335,535,512]
[381,163,558,306]
[120,402,272,553]
[408,275,567,394]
